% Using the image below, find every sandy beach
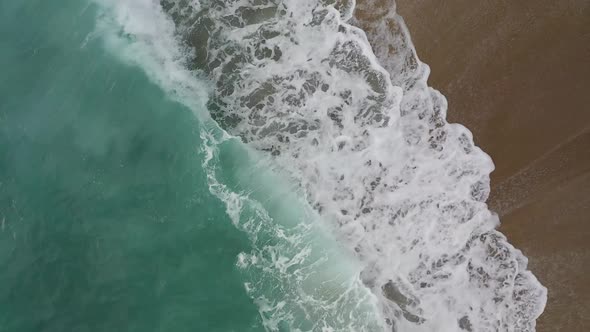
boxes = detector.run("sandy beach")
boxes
[354,0,590,331]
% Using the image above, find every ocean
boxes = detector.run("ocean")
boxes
[0,1,546,332]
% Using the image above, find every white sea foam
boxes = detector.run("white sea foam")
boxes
[94,0,387,330]
[160,0,547,331]
[200,132,386,331]
[94,0,210,115]
[96,0,547,330]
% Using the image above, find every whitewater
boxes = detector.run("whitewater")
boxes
[94,0,547,331]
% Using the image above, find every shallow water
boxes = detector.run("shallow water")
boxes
[0,2,262,331]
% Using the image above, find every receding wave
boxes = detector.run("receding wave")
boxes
[95,0,547,331]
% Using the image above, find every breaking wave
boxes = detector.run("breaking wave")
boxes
[96,0,547,330]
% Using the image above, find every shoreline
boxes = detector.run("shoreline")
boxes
[354,0,590,330]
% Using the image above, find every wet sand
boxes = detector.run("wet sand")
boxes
[354,0,590,331]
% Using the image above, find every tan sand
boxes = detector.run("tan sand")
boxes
[353,0,590,331]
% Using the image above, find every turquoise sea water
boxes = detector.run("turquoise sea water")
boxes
[0,2,264,331]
